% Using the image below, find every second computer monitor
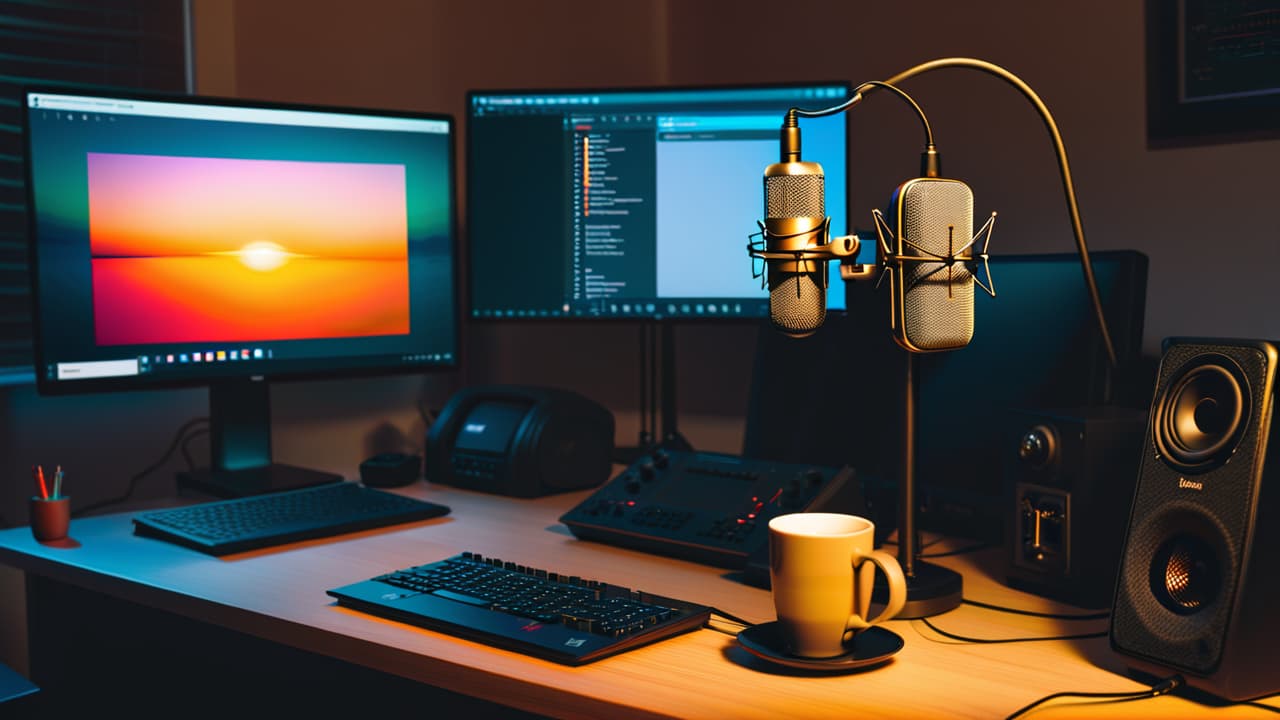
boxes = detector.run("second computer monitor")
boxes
[467,82,856,321]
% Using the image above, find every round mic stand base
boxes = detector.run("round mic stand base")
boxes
[873,561,963,619]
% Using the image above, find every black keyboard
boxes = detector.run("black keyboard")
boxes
[327,552,712,665]
[133,482,450,555]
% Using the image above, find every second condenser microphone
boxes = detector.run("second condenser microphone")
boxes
[885,177,975,352]
[763,158,828,337]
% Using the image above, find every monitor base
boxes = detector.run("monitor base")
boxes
[177,463,343,499]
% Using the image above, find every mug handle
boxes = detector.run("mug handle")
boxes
[845,549,907,632]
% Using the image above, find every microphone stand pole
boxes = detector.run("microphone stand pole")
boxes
[875,349,963,618]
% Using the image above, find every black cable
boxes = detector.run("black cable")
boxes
[72,417,209,518]
[792,80,935,149]
[705,624,743,638]
[706,607,754,639]
[962,598,1109,621]
[1241,700,1280,714]
[710,607,755,628]
[180,427,210,472]
[916,616,1106,645]
[876,57,1118,371]
[1005,675,1182,719]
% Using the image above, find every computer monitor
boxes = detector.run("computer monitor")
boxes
[744,250,1150,540]
[23,88,458,497]
[466,82,858,321]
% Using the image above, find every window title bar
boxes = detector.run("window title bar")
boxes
[28,93,450,134]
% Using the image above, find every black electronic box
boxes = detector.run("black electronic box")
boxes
[425,385,614,497]
[560,449,864,569]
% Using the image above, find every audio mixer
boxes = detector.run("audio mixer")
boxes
[560,449,863,569]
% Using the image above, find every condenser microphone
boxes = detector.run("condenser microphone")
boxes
[762,154,828,337]
[883,177,975,352]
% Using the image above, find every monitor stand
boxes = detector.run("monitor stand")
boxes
[616,322,692,465]
[176,379,343,498]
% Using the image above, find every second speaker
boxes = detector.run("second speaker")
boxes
[1110,337,1280,700]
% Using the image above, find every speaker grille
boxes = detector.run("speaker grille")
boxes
[1112,340,1272,676]
[900,180,974,351]
[766,173,824,218]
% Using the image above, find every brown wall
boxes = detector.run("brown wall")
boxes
[191,0,1280,456]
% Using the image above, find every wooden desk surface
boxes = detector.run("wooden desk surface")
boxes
[0,482,1273,719]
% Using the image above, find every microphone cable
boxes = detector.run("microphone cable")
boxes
[789,80,939,177]
[916,616,1107,645]
[874,57,1118,374]
[912,595,1109,644]
[961,598,1109,621]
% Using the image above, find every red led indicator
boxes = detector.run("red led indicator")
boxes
[626,500,636,506]
[737,518,746,524]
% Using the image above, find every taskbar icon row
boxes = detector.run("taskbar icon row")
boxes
[139,347,270,370]
[474,301,755,319]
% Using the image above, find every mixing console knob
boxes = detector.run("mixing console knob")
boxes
[638,460,657,481]
[652,449,670,469]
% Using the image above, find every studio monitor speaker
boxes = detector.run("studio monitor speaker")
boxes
[1111,338,1280,700]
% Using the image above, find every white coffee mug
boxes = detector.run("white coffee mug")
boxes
[768,512,907,658]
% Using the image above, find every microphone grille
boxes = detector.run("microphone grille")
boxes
[765,173,824,218]
[770,276,826,336]
[764,164,826,336]
[900,179,975,351]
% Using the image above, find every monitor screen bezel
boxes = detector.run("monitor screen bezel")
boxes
[463,79,855,324]
[23,85,461,396]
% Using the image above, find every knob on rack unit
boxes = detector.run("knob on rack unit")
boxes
[559,449,865,570]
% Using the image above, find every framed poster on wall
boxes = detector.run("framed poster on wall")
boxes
[1146,0,1280,148]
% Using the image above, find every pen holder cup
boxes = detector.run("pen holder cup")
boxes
[30,496,70,542]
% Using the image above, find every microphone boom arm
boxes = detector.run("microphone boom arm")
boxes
[875,57,1118,370]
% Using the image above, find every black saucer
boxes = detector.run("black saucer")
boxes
[736,622,904,673]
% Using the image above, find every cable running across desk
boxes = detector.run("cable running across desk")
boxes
[1005,675,1183,719]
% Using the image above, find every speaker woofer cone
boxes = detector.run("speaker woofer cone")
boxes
[1155,356,1248,471]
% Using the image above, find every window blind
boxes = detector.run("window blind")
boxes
[0,0,187,378]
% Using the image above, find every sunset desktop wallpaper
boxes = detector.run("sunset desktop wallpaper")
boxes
[87,153,411,345]
[26,107,455,366]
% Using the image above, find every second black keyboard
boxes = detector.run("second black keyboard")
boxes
[133,481,450,555]
[327,552,713,664]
